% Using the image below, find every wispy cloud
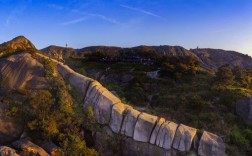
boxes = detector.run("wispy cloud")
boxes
[49,4,123,26]
[61,12,123,26]
[120,4,164,20]
[84,13,123,26]
[5,5,27,27]
[61,16,91,26]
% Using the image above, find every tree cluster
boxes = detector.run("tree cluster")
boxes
[159,56,201,79]
[215,64,252,87]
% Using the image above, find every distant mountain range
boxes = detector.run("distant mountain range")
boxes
[1,36,252,70]
[41,45,252,70]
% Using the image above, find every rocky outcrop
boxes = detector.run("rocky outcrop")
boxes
[198,132,225,156]
[0,36,36,51]
[156,121,178,150]
[109,103,132,133]
[0,36,36,56]
[0,103,24,145]
[133,113,158,142]
[172,124,197,152]
[93,87,121,124]
[35,52,225,155]
[40,141,63,156]
[12,138,49,156]
[120,109,141,137]
[236,95,252,124]
[149,118,165,144]
[0,53,48,90]
[0,146,20,156]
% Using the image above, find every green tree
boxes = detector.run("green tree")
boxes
[27,90,57,139]
[29,90,55,121]
[44,59,55,79]
[159,56,200,79]
[216,64,234,85]
[233,66,248,87]
[56,134,98,156]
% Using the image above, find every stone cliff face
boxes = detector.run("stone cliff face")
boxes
[35,53,226,156]
[0,53,48,90]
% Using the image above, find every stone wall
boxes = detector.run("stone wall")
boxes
[35,53,225,156]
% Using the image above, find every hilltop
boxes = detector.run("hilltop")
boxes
[41,45,75,59]
[0,36,36,57]
[191,48,252,70]
[41,44,252,70]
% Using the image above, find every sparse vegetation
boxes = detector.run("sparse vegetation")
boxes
[44,59,56,79]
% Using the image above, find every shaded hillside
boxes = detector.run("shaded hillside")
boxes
[0,53,49,90]
[0,36,36,57]
[191,48,252,70]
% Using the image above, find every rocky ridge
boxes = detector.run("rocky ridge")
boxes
[41,44,252,70]
[191,48,252,70]
[35,52,226,155]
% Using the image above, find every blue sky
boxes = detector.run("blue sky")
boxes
[0,0,251,55]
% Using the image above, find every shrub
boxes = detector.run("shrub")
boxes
[228,126,249,151]
[44,59,55,79]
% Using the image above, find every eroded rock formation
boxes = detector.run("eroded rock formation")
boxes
[0,146,20,156]
[35,53,226,156]
[198,132,225,156]
[12,138,50,156]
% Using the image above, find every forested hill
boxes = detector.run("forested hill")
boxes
[41,45,252,70]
